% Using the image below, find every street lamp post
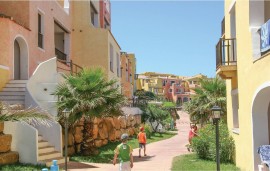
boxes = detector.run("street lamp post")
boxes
[211,105,222,171]
[62,108,71,171]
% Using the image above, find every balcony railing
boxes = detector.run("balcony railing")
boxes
[57,59,83,75]
[216,38,237,69]
[55,48,67,61]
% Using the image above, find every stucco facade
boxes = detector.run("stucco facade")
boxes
[121,52,132,99]
[70,0,121,88]
[216,1,270,170]
[0,1,71,80]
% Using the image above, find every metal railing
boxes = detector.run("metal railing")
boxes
[216,38,237,70]
[55,48,67,61]
[57,59,83,75]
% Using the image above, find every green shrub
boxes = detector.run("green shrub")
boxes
[144,123,153,138]
[191,122,235,163]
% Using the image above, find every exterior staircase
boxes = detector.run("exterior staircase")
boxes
[0,79,66,166]
[38,135,67,167]
[0,80,27,106]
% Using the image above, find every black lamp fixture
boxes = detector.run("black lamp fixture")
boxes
[211,105,222,171]
[62,108,71,171]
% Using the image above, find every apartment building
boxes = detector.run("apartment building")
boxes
[120,52,137,99]
[216,1,270,170]
[70,0,121,88]
[137,72,201,105]
[0,0,72,165]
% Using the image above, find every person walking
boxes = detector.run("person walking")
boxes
[113,133,134,171]
[137,127,147,158]
[187,124,198,151]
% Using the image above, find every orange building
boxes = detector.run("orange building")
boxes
[0,1,72,82]
[120,52,134,99]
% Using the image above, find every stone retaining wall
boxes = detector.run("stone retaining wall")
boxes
[0,122,19,164]
[64,114,141,155]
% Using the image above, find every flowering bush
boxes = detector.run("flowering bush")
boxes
[191,122,235,163]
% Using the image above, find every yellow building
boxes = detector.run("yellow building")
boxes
[137,74,164,96]
[216,1,270,170]
[71,0,121,88]
[137,72,199,102]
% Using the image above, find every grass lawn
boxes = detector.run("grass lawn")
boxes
[171,154,240,171]
[71,132,177,163]
[0,163,46,171]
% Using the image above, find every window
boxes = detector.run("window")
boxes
[116,53,120,77]
[126,67,128,81]
[169,89,172,93]
[90,2,98,27]
[110,44,114,72]
[104,17,110,29]
[38,13,44,48]
[170,81,175,86]
[231,89,239,129]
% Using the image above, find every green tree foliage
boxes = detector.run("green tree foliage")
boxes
[134,90,156,104]
[53,68,127,123]
[191,122,235,163]
[183,77,226,124]
[0,101,52,125]
[143,104,170,132]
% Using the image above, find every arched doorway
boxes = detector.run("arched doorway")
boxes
[252,82,270,170]
[14,37,28,80]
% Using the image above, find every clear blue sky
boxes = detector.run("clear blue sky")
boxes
[111,1,224,77]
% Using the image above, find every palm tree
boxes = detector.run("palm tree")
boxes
[183,76,226,125]
[0,101,53,124]
[53,68,126,122]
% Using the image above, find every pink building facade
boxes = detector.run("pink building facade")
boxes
[0,1,71,80]
[163,78,190,105]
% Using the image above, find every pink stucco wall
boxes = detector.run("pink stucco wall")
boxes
[162,78,190,104]
[0,1,71,79]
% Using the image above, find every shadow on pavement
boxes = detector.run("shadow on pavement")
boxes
[59,161,99,169]
[133,155,156,163]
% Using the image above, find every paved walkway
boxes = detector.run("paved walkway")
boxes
[65,111,190,171]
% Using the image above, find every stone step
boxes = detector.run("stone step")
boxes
[0,95,25,100]
[38,141,50,148]
[38,135,43,141]
[0,100,24,106]
[5,83,26,88]
[39,156,67,167]
[2,87,26,92]
[0,91,25,96]
[38,146,55,154]
[38,151,62,161]
[8,80,28,84]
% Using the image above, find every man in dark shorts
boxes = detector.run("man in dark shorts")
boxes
[137,127,147,157]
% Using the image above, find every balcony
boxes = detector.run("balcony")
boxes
[216,38,237,79]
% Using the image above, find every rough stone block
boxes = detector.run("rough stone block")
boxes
[94,139,103,148]
[0,152,19,165]
[0,134,11,153]
[0,122,4,133]
[113,117,121,129]
[102,139,108,145]
[92,124,99,139]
